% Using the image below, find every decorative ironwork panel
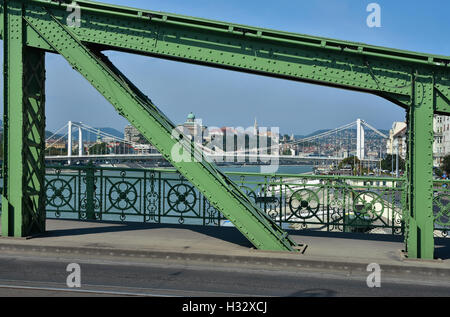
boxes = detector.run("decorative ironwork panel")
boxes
[2,166,417,236]
[433,180,450,237]
[99,169,145,222]
[231,173,406,235]
[144,170,161,224]
[45,168,80,219]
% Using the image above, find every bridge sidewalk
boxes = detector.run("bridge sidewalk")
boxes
[0,219,450,281]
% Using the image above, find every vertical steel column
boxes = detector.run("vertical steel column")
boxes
[2,1,46,237]
[406,72,435,259]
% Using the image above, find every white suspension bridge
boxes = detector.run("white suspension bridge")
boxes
[45,119,388,166]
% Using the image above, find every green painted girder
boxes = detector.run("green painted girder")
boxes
[2,1,46,237]
[405,74,435,259]
[2,0,448,259]
[2,0,449,114]
[23,7,297,251]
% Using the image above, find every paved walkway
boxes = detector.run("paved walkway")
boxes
[1,219,450,280]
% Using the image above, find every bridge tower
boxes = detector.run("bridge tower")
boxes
[68,121,72,165]
[68,121,84,164]
[356,119,365,160]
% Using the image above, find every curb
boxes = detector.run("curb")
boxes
[1,242,450,280]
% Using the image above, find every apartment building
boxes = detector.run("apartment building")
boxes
[388,115,450,168]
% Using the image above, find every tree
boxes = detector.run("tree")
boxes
[88,143,108,155]
[381,154,405,172]
[442,154,450,175]
[435,167,443,178]
[46,147,67,156]
[282,148,292,156]
[338,156,360,171]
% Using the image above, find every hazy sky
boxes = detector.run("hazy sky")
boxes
[2,0,450,134]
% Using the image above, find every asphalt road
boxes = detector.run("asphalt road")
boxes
[0,253,449,297]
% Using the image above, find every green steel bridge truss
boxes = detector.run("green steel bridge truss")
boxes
[1,0,450,258]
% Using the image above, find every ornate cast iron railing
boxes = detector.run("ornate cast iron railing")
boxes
[433,180,450,237]
[42,165,407,235]
[1,165,449,235]
[228,171,407,235]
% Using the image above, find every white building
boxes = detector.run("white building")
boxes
[434,115,450,167]
[386,122,407,160]
[388,116,450,168]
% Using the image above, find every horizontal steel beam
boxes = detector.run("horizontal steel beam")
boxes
[4,0,447,112]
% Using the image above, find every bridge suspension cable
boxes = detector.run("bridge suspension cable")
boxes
[45,121,153,155]
[45,119,386,162]
[198,120,359,156]
[285,121,357,146]
[45,122,69,144]
[361,120,388,139]
[45,132,69,149]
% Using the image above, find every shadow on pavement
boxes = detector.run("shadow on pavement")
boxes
[41,220,254,248]
[286,229,404,243]
[7,218,447,257]
[435,237,450,260]
[39,219,413,250]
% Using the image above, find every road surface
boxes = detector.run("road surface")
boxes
[0,253,449,297]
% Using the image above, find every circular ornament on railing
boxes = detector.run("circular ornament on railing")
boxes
[288,189,320,219]
[108,181,138,210]
[46,179,73,208]
[167,184,197,213]
[352,191,384,221]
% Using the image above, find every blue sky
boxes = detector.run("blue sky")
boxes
[4,0,450,134]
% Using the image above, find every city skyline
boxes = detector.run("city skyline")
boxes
[44,115,391,140]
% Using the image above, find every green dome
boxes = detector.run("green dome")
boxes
[187,112,196,120]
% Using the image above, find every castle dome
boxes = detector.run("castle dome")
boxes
[187,112,196,120]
